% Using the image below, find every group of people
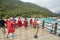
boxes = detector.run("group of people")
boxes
[0,17,38,38]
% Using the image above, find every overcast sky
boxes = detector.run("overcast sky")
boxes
[20,0,60,13]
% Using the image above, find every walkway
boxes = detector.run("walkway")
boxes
[0,26,60,40]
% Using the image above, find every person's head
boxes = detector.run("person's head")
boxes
[19,17,20,19]
[0,18,2,20]
[10,17,13,20]
[35,17,36,19]
[0,17,2,19]
[10,17,13,21]
[31,19,32,20]
[0,17,3,20]
[25,18,27,20]
[8,20,10,23]
[37,19,38,21]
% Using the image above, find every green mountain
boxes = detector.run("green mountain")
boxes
[0,0,58,18]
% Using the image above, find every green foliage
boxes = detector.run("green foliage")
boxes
[0,0,58,18]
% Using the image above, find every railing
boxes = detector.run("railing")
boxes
[42,21,60,36]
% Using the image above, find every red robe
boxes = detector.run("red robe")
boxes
[23,20,28,27]
[33,19,37,27]
[30,19,32,25]
[5,19,9,25]
[18,19,22,27]
[7,20,15,33]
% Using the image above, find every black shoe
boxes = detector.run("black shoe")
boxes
[34,35,38,39]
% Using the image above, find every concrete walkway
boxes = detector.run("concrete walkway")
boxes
[0,26,60,40]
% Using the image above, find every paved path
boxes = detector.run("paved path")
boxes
[0,26,60,40]
[0,29,2,40]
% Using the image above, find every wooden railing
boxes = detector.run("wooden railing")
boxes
[42,20,60,36]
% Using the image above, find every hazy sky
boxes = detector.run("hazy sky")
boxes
[20,0,60,13]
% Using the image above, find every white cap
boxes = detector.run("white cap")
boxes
[10,17,13,20]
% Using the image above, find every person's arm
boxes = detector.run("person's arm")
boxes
[4,20,5,23]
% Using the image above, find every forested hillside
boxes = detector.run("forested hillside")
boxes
[0,0,58,18]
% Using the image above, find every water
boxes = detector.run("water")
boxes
[26,18,60,33]
[39,18,60,33]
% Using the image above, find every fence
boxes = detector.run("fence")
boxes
[42,20,60,36]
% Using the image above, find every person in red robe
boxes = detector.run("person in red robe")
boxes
[6,19,15,38]
[33,18,37,28]
[5,19,9,24]
[17,17,22,28]
[5,19,9,27]
[23,18,28,29]
[30,19,32,26]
